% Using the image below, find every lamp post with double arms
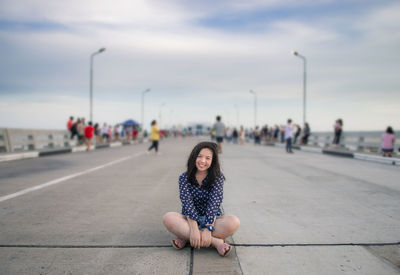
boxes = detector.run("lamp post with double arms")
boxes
[89,47,106,123]
[292,50,307,126]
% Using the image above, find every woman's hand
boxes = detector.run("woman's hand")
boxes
[200,229,212,247]
[189,227,201,249]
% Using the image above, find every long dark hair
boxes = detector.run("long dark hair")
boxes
[187,141,224,189]
[386,126,394,134]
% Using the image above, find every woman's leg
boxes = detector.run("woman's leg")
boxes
[155,140,159,152]
[336,131,342,145]
[87,139,92,151]
[163,213,240,240]
[209,215,240,255]
[213,215,240,240]
[163,212,191,241]
[163,213,240,254]
[148,141,155,151]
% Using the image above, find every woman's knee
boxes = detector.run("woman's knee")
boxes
[228,215,240,232]
[162,212,177,228]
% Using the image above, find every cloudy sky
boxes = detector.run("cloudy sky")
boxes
[0,0,399,131]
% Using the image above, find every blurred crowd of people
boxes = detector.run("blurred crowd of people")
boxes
[210,116,396,157]
[210,121,311,147]
[67,115,396,157]
[66,116,140,151]
[67,116,124,141]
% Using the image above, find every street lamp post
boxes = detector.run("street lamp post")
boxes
[89,47,106,123]
[141,88,151,132]
[292,50,307,126]
[249,90,257,128]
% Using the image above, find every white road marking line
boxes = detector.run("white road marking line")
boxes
[0,153,143,203]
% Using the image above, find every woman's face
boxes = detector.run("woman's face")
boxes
[196,148,213,172]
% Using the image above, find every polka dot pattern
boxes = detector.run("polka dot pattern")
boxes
[179,172,224,226]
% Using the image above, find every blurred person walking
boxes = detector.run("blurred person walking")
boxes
[273,125,279,142]
[133,127,138,143]
[382,126,395,157]
[212,116,226,153]
[232,128,238,144]
[293,124,301,144]
[162,142,240,256]
[254,126,261,145]
[332,119,343,146]
[125,126,133,141]
[107,125,113,143]
[77,118,85,145]
[301,123,310,145]
[280,125,285,143]
[262,125,269,144]
[148,120,160,154]
[285,119,294,153]
[239,126,245,145]
[114,124,120,142]
[94,123,101,144]
[101,123,109,143]
[84,121,94,151]
[70,118,79,140]
[226,127,233,143]
[67,116,74,138]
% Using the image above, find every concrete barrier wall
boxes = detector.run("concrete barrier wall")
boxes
[309,131,399,153]
[0,128,70,153]
[0,128,398,154]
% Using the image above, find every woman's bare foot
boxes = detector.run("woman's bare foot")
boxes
[171,238,187,250]
[216,241,231,256]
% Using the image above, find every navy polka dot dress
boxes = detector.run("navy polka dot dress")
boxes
[179,172,224,226]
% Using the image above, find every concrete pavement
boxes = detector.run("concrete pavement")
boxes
[0,137,399,274]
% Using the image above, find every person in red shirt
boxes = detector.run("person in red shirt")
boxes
[67,116,74,138]
[84,121,94,151]
[133,128,138,144]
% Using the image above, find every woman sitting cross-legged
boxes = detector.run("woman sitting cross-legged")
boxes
[163,141,240,256]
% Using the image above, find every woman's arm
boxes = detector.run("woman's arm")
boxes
[204,175,224,226]
[187,217,201,249]
[179,174,200,223]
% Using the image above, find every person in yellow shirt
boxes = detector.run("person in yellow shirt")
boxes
[148,120,160,154]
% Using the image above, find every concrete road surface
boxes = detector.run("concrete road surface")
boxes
[0,137,399,274]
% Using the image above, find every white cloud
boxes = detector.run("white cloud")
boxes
[0,0,399,132]
[0,0,193,27]
[354,2,400,43]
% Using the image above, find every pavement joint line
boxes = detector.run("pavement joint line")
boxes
[237,250,245,275]
[2,242,398,249]
[0,152,144,203]
[189,247,194,275]
[231,242,400,247]
[229,237,244,275]
[0,244,173,248]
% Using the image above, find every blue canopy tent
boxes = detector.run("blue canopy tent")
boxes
[121,119,139,126]
[120,119,139,137]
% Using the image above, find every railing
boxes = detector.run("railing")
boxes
[307,131,399,153]
[0,128,71,153]
[0,128,398,155]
